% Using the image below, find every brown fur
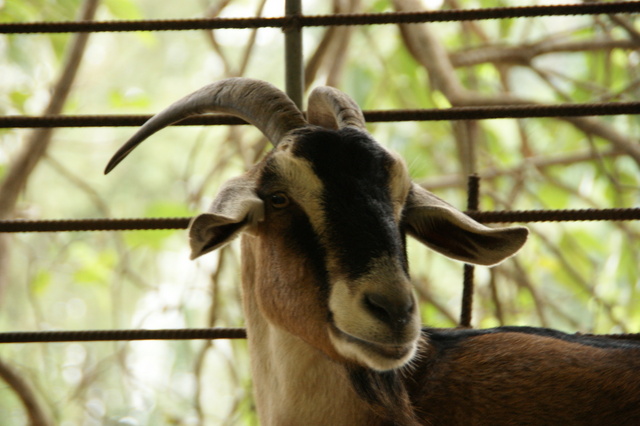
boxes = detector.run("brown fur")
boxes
[228,149,640,425]
[240,202,640,425]
[241,234,381,425]
[405,330,640,425]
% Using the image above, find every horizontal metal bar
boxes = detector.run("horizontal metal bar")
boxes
[1,208,639,233]
[0,218,191,233]
[1,327,638,344]
[0,114,245,128]
[467,208,640,223]
[2,102,639,128]
[2,3,638,34]
[0,328,247,343]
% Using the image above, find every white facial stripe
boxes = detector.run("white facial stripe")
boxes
[272,151,328,236]
[386,151,411,220]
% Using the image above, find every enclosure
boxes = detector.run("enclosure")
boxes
[1,0,639,424]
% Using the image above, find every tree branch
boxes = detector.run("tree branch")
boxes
[0,358,52,426]
[0,0,99,305]
[392,0,640,168]
[420,149,624,190]
[450,38,639,68]
[0,0,100,218]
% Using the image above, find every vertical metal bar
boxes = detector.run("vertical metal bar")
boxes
[460,174,480,328]
[284,0,304,109]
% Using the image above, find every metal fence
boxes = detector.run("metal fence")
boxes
[1,0,639,344]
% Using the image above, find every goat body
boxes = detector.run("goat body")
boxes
[106,78,640,425]
[387,327,640,425]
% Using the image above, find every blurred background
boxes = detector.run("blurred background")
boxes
[0,0,639,424]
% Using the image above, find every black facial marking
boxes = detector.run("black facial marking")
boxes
[293,128,407,279]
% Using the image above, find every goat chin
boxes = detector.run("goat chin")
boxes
[329,326,419,371]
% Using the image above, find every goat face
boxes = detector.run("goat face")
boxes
[106,78,529,372]
[258,126,420,370]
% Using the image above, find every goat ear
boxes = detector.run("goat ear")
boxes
[404,183,528,266]
[188,175,264,260]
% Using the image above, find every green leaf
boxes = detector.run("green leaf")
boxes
[108,88,151,110]
[9,90,30,111]
[538,182,570,209]
[1,0,37,22]
[30,270,51,294]
[145,201,193,218]
[102,0,156,45]
[72,246,116,286]
[103,0,144,20]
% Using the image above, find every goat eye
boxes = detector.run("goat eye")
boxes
[269,192,290,209]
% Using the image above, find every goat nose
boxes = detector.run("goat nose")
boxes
[364,292,415,328]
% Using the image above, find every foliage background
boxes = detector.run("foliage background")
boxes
[0,0,638,424]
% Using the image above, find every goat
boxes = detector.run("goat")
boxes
[106,78,640,425]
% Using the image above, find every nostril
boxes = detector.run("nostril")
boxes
[365,293,392,323]
[364,293,415,327]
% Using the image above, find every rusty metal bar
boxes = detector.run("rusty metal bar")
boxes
[2,3,638,34]
[2,327,640,344]
[284,0,304,109]
[0,328,247,343]
[460,174,481,328]
[466,208,640,223]
[1,208,639,233]
[3,102,640,128]
[0,218,191,233]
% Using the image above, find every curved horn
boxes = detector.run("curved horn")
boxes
[105,78,307,174]
[306,86,367,131]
